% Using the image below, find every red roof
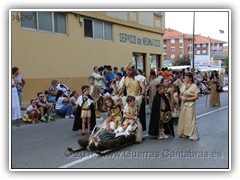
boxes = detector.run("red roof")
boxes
[194,35,226,44]
[164,28,192,39]
[164,28,226,44]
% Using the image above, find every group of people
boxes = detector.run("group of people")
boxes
[12,63,224,142]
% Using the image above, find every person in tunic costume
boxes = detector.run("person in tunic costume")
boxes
[148,70,160,110]
[105,96,123,131]
[209,71,223,106]
[148,84,174,139]
[177,72,200,140]
[160,78,175,137]
[116,62,147,131]
[72,85,96,136]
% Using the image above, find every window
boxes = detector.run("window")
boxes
[197,44,201,48]
[84,19,112,41]
[171,39,175,43]
[38,12,53,31]
[179,46,183,51]
[179,38,183,43]
[179,54,183,58]
[54,12,67,34]
[94,20,104,39]
[197,50,201,54]
[202,43,206,47]
[202,50,207,54]
[150,54,160,71]
[84,19,93,37]
[171,55,175,59]
[21,12,67,35]
[164,55,167,60]
[132,53,145,72]
[171,47,175,51]
[104,23,112,41]
[20,12,37,29]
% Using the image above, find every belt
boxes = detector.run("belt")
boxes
[82,108,90,110]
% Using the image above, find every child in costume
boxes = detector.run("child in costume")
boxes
[114,96,138,136]
[105,96,123,132]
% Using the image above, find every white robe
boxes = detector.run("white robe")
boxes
[12,78,21,120]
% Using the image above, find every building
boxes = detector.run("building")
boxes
[163,28,226,67]
[11,11,165,105]
[163,28,193,62]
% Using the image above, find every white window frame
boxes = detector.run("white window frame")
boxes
[197,50,201,54]
[171,39,175,43]
[202,50,207,54]
[171,54,175,59]
[197,44,201,48]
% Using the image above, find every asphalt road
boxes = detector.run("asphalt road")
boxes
[11,92,229,169]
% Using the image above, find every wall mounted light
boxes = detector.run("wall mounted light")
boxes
[79,17,84,24]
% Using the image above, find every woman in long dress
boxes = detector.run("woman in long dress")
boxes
[177,72,200,140]
[12,76,21,121]
[209,71,223,106]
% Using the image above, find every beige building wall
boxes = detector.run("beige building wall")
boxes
[11,11,164,106]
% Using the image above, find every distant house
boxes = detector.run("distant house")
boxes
[163,28,227,66]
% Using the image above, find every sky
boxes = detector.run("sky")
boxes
[165,11,229,44]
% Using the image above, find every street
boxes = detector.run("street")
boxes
[11,92,229,169]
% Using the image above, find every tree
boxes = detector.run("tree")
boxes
[172,56,191,66]
[224,57,229,74]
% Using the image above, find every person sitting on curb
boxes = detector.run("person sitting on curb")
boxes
[22,99,40,124]
[36,92,54,122]
[55,90,75,119]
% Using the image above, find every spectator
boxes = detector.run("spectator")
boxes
[92,66,106,89]
[173,72,184,89]
[36,92,54,122]
[47,80,58,103]
[70,90,79,115]
[22,99,40,123]
[12,67,21,121]
[12,67,25,107]
[120,67,125,76]
[113,67,118,78]
[110,72,123,95]
[55,90,74,119]
[106,67,115,90]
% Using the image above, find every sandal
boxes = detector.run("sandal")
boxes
[81,132,85,136]
[88,131,91,136]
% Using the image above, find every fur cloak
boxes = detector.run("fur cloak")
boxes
[72,95,96,131]
[148,92,174,137]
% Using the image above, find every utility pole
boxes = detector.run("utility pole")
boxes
[192,12,195,70]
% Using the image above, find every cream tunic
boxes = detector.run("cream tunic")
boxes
[177,83,200,137]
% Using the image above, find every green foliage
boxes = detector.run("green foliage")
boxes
[224,57,229,74]
[172,56,191,66]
